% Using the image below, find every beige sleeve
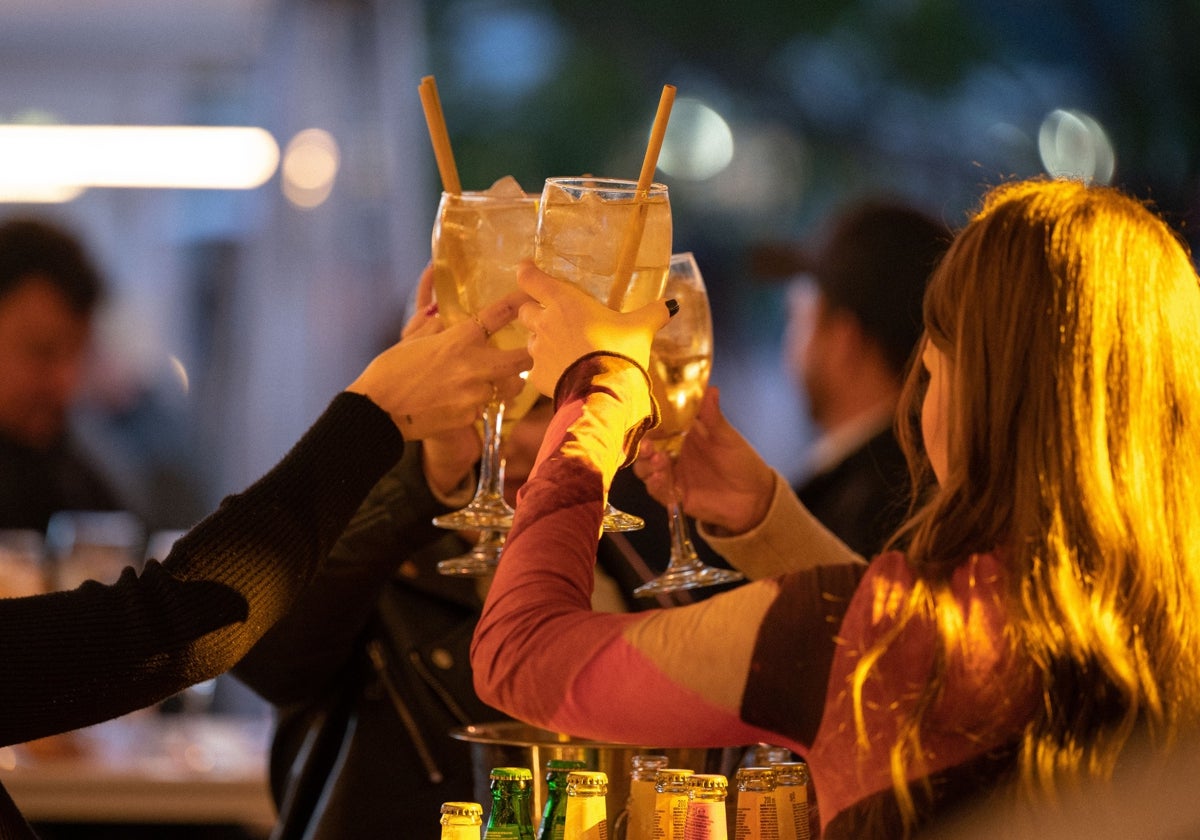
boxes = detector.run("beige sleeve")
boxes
[698,471,866,579]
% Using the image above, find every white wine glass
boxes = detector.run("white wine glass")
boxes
[429,179,539,540]
[535,175,673,532]
[634,253,744,596]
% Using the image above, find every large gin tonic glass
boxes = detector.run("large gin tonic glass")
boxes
[430,177,538,541]
[535,176,672,531]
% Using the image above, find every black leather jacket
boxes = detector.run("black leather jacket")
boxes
[233,443,713,838]
[233,442,505,839]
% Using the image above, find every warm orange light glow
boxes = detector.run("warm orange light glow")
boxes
[281,128,340,209]
[0,125,280,202]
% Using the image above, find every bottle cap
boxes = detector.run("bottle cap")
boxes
[489,767,533,782]
[771,761,812,786]
[688,774,728,791]
[735,766,777,791]
[654,768,695,792]
[566,770,609,795]
[440,801,484,817]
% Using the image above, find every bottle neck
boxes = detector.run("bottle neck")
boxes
[564,793,607,839]
[683,798,727,840]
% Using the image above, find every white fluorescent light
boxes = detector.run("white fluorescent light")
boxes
[0,125,280,196]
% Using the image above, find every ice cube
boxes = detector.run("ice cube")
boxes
[486,175,526,197]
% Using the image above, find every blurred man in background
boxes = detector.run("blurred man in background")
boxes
[753,199,950,557]
[0,217,126,532]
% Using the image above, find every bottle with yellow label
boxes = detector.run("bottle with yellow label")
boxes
[563,770,609,840]
[682,774,728,840]
[771,761,813,840]
[617,754,669,840]
[732,767,779,840]
[442,802,485,840]
[651,768,694,840]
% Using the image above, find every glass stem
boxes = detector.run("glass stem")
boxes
[474,394,506,503]
[665,455,700,570]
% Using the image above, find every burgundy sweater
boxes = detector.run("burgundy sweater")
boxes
[472,355,1038,837]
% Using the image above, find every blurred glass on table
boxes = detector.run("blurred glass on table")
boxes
[45,509,144,590]
[0,529,48,598]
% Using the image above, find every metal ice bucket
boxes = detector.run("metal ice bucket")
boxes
[450,720,732,829]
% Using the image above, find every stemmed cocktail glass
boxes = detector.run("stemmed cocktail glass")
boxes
[429,179,539,575]
[633,253,744,596]
[535,175,673,532]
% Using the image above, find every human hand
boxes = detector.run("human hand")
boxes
[398,265,484,494]
[348,283,533,440]
[516,261,674,396]
[633,387,775,535]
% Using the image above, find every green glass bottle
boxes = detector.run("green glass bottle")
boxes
[483,766,536,840]
[537,758,588,840]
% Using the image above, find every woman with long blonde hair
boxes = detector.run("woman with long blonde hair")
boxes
[893,178,1200,796]
[470,177,1200,837]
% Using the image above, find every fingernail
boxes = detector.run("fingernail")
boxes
[665,299,680,318]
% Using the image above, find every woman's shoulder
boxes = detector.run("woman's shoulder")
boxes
[853,550,1010,628]
[863,549,1006,584]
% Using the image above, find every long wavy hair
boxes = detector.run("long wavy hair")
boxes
[869,177,1200,825]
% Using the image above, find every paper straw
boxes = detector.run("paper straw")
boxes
[607,84,676,310]
[418,75,462,195]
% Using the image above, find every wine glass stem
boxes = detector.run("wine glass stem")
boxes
[664,456,701,571]
[474,395,507,503]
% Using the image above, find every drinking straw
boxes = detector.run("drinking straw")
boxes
[418,75,462,195]
[607,83,676,310]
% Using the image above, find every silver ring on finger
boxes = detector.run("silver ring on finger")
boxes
[471,314,491,340]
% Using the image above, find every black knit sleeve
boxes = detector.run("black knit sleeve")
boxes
[0,391,403,747]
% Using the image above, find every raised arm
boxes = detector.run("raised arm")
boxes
[471,266,864,750]
[0,289,529,747]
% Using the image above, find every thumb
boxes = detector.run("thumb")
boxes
[696,386,722,425]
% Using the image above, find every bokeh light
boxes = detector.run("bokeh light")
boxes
[281,128,340,209]
[0,125,279,199]
[658,97,735,181]
[445,3,565,98]
[169,355,190,397]
[1038,108,1115,184]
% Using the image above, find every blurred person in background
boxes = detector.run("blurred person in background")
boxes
[750,199,950,558]
[0,217,127,532]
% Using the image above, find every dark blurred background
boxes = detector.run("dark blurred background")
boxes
[0,1,1197,835]
[1,0,1197,524]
